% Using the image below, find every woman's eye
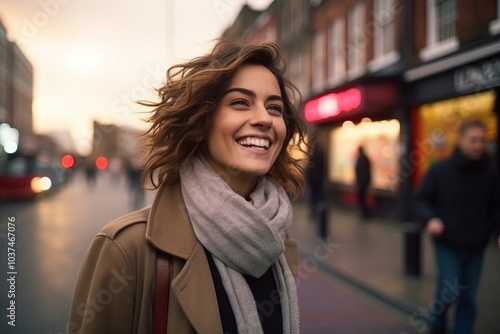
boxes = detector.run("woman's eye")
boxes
[230,99,248,107]
[268,104,284,114]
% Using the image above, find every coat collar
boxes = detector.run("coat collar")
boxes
[145,182,197,259]
[145,182,224,333]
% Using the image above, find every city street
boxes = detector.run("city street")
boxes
[0,170,155,334]
[0,170,416,334]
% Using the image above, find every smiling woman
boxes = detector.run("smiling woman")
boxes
[204,64,288,197]
[70,39,310,334]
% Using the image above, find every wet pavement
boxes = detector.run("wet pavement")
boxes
[1,171,492,333]
[0,171,155,333]
[290,200,500,334]
[298,269,417,333]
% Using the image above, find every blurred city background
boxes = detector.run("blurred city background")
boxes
[1,0,500,333]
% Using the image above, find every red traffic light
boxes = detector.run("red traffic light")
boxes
[95,156,108,170]
[61,154,75,168]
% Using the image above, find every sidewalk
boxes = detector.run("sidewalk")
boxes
[290,201,500,334]
[298,268,418,333]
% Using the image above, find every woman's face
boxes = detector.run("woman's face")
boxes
[205,64,287,192]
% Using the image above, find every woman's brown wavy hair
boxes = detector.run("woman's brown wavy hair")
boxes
[140,39,310,198]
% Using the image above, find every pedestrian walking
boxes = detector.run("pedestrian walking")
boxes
[69,39,309,333]
[355,146,371,219]
[83,158,97,187]
[414,119,500,334]
[125,159,145,210]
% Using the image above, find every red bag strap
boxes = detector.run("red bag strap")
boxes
[154,250,172,334]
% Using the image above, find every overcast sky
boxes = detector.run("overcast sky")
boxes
[0,0,272,154]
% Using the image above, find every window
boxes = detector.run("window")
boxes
[347,3,367,79]
[312,30,326,92]
[328,119,401,190]
[489,0,500,34]
[436,0,456,42]
[369,0,399,71]
[420,0,458,60]
[327,18,346,85]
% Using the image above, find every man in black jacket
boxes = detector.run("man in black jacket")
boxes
[414,119,500,334]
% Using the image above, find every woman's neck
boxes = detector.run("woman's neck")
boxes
[226,176,258,199]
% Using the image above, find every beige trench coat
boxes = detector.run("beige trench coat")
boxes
[69,182,299,334]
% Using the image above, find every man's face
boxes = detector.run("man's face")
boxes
[458,126,486,160]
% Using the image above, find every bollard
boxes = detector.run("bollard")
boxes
[404,222,421,276]
[316,201,328,239]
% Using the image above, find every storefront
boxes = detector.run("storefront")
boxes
[406,51,500,186]
[304,79,402,212]
[402,43,500,276]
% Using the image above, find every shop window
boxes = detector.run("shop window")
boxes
[415,90,497,182]
[420,0,459,61]
[369,0,400,72]
[347,3,367,80]
[327,18,346,86]
[489,0,500,34]
[328,118,401,191]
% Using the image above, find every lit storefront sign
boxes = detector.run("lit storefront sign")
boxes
[304,83,396,123]
[305,88,362,122]
[454,57,500,92]
[410,54,500,104]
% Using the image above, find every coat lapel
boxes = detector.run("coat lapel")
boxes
[146,182,223,333]
[146,182,197,259]
[171,242,223,333]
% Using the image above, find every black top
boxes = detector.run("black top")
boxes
[205,249,283,334]
[414,147,500,251]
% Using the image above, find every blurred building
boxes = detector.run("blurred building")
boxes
[0,18,35,163]
[49,130,77,155]
[222,0,500,277]
[91,121,119,161]
[11,42,35,155]
[280,0,311,98]
[305,0,404,213]
[35,133,61,162]
[117,125,144,162]
[90,120,143,165]
[223,0,500,219]
[404,0,500,184]
[243,1,279,44]
[222,4,263,41]
[0,20,10,125]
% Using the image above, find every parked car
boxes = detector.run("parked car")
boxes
[0,157,68,200]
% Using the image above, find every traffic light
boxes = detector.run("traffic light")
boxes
[95,156,108,170]
[61,154,75,168]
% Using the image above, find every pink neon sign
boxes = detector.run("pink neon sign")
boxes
[305,88,362,122]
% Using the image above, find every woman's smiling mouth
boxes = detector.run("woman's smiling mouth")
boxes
[236,137,271,150]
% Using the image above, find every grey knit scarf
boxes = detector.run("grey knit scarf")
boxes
[180,155,300,334]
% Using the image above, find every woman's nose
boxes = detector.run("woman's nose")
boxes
[249,104,273,128]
